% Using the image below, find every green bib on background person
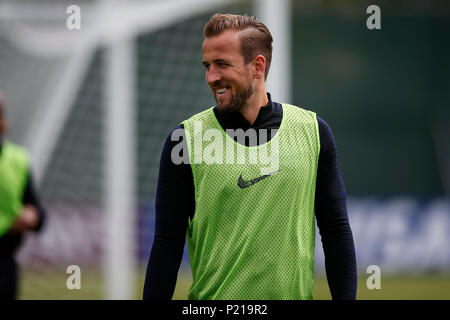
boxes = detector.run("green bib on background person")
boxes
[0,141,29,236]
[181,103,320,300]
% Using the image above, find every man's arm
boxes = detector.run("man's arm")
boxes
[315,117,357,300]
[1,169,46,255]
[22,170,46,231]
[8,170,46,235]
[143,125,195,300]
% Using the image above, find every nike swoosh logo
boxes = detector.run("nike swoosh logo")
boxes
[237,170,280,189]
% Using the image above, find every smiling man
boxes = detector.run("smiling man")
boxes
[202,27,268,120]
[143,14,356,300]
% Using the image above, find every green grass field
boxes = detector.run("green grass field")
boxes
[18,266,450,300]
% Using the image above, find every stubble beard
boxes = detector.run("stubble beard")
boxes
[215,81,254,114]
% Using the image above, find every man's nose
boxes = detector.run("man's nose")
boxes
[206,67,221,85]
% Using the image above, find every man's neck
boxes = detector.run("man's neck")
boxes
[239,87,269,126]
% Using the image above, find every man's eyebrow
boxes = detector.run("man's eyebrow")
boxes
[203,59,229,66]
[214,59,228,64]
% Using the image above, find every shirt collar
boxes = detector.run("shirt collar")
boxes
[213,92,276,130]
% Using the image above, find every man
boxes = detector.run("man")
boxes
[143,14,356,300]
[0,91,46,299]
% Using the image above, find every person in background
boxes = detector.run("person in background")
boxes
[0,91,46,299]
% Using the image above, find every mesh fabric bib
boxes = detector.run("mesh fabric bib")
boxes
[0,141,28,236]
[182,103,320,300]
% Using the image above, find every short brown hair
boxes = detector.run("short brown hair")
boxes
[203,14,273,80]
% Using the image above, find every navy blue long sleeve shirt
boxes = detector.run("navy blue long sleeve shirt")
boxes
[143,94,357,300]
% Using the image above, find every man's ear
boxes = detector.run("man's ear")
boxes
[253,55,266,80]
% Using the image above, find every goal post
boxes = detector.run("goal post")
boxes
[254,0,291,104]
[104,37,137,300]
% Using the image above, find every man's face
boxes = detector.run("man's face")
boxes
[202,30,254,113]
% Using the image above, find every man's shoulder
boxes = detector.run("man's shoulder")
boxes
[316,116,331,132]
[181,106,215,125]
[164,107,216,142]
[279,103,318,129]
[2,141,28,159]
[0,141,29,175]
[278,103,333,132]
[280,103,316,117]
